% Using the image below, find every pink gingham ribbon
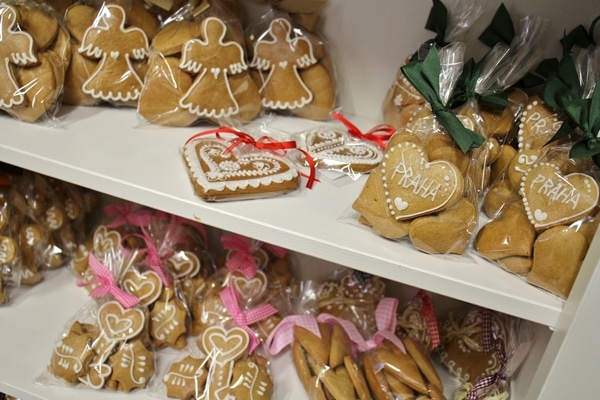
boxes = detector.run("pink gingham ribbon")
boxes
[417,290,441,350]
[221,234,261,278]
[77,253,139,308]
[467,309,508,400]
[264,314,321,356]
[220,286,278,353]
[127,231,172,286]
[104,202,153,228]
[318,297,406,354]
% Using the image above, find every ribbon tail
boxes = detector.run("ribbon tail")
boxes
[436,109,485,153]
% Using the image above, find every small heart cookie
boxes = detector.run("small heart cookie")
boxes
[520,162,599,230]
[122,269,163,306]
[183,138,300,201]
[98,300,145,341]
[229,269,268,304]
[517,97,563,151]
[304,128,384,173]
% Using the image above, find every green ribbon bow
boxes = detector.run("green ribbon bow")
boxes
[401,48,485,153]
[411,0,449,61]
[449,57,508,110]
[541,55,583,143]
[566,83,600,161]
[560,15,599,55]
[478,3,514,48]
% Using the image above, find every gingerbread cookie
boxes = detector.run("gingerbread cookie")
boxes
[106,338,155,392]
[49,321,99,384]
[183,137,300,201]
[163,355,208,400]
[302,127,384,174]
[249,17,335,120]
[0,3,69,122]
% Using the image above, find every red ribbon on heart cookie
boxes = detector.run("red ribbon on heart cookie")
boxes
[185,127,318,188]
[332,112,396,150]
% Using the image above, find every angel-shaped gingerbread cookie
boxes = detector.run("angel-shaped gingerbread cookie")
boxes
[179,17,247,118]
[78,4,149,102]
[0,5,38,109]
[250,18,317,110]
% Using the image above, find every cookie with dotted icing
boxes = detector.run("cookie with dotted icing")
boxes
[379,142,464,220]
[517,96,563,152]
[183,138,300,201]
[303,128,384,174]
[520,161,599,230]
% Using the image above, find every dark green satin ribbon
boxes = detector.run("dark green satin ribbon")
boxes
[567,83,600,159]
[449,57,508,110]
[478,3,514,47]
[560,15,599,54]
[401,48,485,153]
[410,0,449,61]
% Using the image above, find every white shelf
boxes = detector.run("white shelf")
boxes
[0,106,564,327]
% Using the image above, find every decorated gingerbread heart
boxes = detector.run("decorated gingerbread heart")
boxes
[122,269,163,306]
[517,97,563,152]
[520,162,599,230]
[380,142,464,220]
[183,138,300,201]
[229,269,268,304]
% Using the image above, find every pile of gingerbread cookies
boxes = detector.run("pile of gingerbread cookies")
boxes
[0,0,336,125]
[0,167,98,305]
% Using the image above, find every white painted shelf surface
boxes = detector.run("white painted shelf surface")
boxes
[0,106,564,328]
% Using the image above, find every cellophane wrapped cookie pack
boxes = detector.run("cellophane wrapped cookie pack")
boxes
[152,232,294,400]
[61,0,160,107]
[0,0,71,124]
[437,307,534,400]
[182,128,308,201]
[244,8,337,121]
[0,169,96,305]
[381,0,484,129]
[353,44,482,256]
[138,0,263,127]
[265,275,448,400]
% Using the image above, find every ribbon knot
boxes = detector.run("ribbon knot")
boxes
[78,253,139,308]
[220,286,278,353]
[331,112,395,150]
[221,234,261,278]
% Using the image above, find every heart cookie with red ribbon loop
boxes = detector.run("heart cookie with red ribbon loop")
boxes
[380,142,464,220]
[304,128,384,174]
[520,162,599,230]
[183,138,300,201]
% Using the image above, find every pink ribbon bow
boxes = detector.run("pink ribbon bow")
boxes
[136,230,172,286]
[264,314,321,356]
[104,202,153,229]
[78,253,139,308]
[317,297,406,354]
[221,234,262,278]
[220,286,278,354]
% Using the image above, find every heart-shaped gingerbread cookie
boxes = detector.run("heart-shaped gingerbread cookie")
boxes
[98,300,145,341]
[183,138,300,201]
[168,250,201,279]
[380,142,464,220]
[521,162,599,229]
[304,128,383,173]
[201,325,249,364]
[230,269,268,304]
[122,269,163,306]
[517,97,563,151]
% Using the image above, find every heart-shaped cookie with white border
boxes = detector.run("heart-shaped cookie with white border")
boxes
[98,300,145,341]
[304,128,383,173]
[380,142,464,220]
[230,269,268,304]
[93,225,121,260]
[201,325,249,364]
[122,269,163,306]
[517,97,563,151]
[183,138,300,201]
[521,162,599,230]
[168,250,201,279]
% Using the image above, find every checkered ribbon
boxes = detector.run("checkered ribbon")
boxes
[417,290,441,350]
[220,286,278,354]
[467,309,508,400]
[221,234,261,278]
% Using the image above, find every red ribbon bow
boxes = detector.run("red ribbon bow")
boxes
[78,253,140,308]
[220,286,278,354]
[417,289,441,351]
[185,127,318,189]
[332,112,395,150]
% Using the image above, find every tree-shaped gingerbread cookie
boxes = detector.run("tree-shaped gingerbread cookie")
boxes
[78,4,149,103]
[0,5,38,109]
[250,18,317,110]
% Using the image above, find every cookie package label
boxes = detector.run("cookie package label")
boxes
[521,162,599,229]
[381,142,463,220]
[78,4,149,102]
[0,5,38,108]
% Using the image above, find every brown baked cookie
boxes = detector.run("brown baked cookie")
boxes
[183,137,300,201]
[230,354,273,400]
[163,355,207,400]
[249,17,335,120]
[49,321,99,384]
[106,338,155,392]
[149,297,188,350]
